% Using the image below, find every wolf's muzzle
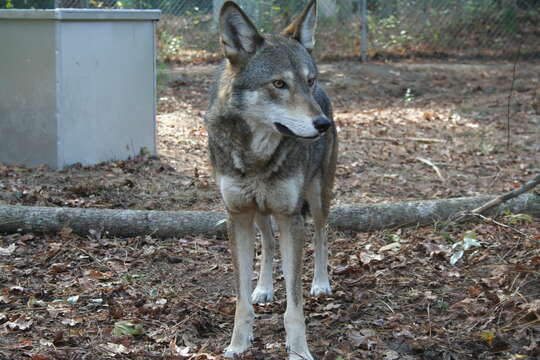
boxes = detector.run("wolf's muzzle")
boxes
[274,122,319,139]
[313,116,331,134]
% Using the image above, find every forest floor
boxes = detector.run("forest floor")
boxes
[1,59,539,360]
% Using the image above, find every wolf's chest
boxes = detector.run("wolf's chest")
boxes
[217,173,304,215]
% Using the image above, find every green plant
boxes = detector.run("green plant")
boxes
[156,62,170,97]
[1,0,55,8]
[368,14,414,51]
[404,88,415,103]
[441,233,455,244]
[436,299,449,312]
[504,213,534,225]
[184,6,204,25]
[383,233,401,243]
[159,31,184,58]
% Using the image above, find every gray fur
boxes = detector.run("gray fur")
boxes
[205,1,338,359]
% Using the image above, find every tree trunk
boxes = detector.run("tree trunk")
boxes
[0,194,538,239]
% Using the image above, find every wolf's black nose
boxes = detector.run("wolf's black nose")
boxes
[313,116,331,133]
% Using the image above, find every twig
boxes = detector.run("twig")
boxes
[507,46,521,149]
[407,137,447,144]
[288,350,310,360]
[447,174,540,228]
[359,136,445,144]
[416,157,445,182]
[473,213,538,244]
[499,319,540,333]
[380,299,395,313]
[359,136,399,144]
[75,246,111,270]
[427,302,432,338]
[471,173,540,215]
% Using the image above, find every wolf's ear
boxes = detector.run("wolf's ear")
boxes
[220,1,263,65]
[281,0,317,52]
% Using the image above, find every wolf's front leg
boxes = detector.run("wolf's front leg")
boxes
[276,214,314,360]
[252,213,275,303]
[306,179,332,296]
[224,212,256,358]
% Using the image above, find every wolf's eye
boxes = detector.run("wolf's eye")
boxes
[272,80,287,89]
[308,78,316,87]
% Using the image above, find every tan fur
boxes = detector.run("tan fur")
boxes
[281,0,318,51]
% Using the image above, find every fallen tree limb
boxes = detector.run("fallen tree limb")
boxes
[471,173,540,215]
[0,207,227,238]
[329,193,539,232]
[0,194,538,238]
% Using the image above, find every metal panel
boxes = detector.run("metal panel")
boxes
[57,20,157,167]
[0,9,159,169]
[0,9,161,21]
[0,20,58,168]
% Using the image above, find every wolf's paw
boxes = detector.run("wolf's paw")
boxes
[289,352,314,360]
[310,281,332,297]
[251,286,274,304]
[224,338,252,358]
[286,346,314,360]
[224,347,246,358]
[224,323,253,358]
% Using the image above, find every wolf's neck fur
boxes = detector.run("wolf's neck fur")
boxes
[227,122,291,176]
[250,125,282,161]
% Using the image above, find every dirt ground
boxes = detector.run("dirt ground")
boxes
[1,59,539,360]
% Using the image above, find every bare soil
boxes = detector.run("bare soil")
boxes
[0,59,539,360]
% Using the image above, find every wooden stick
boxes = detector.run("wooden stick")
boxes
[472,173,540,215]
[473,213,538,244]
[359,137,445,144]
[416,157,445,182]
[358,136,400,144]
[407,137,447,144]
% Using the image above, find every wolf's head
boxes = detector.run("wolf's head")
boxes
[218,0,331,139]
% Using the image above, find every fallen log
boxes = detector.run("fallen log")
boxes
[0,194,538,238]
[0,206,227,238]
[329,193,539,232]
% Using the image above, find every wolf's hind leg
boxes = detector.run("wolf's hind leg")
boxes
[252,213,275,303]
[224,212,255,358]
[306,179,332,296]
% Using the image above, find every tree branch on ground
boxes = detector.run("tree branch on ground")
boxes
[0,194,538,239]
[470,173,540,215]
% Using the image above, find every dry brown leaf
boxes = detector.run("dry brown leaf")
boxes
[0,244,16,256]
[99,342,130,355]
[359,252,384,264]
[422,243,450,257]
[378,242,401,252]
[5,317,33,331]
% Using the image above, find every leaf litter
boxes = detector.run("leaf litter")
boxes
[0,60,539,359]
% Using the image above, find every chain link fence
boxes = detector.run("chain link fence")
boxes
[2,0,539,62]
